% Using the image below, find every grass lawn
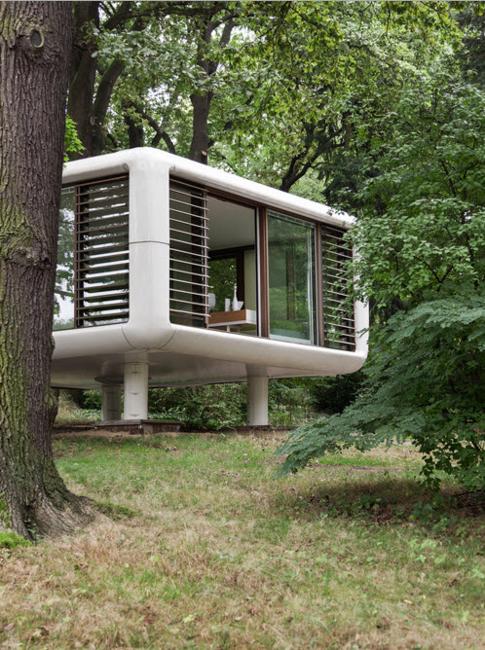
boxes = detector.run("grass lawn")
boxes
[0,433,484,649]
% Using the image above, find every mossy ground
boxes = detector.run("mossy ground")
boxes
[0,531,30,549]
[0,432,483,649]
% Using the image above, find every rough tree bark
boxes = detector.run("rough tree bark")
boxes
[68,1,99,156]
[189,92,213,164]
[0,2,93,538]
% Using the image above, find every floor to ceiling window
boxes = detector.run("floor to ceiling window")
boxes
[267,212,315,344]
[207,196,257,336]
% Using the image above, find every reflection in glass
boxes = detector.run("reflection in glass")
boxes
[53,188,75,330]
[209,256,238,312]
[268,212,315,343]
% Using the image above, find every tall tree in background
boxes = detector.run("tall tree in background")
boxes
[0,2,92,538]
[91,1,458,187]
[68,0,165,156]
[67,0,239,162]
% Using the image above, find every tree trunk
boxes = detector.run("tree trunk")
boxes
[0,1,93,538]
[189,92,213,164]
[123,110,145,149]
[67,1,99,157]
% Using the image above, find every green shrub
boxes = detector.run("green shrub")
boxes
[148,379,317,430]
[309,373,364,414]
[82,389,102,410]
[269,379,315,426]
[149,384,246,430]
[279,293,485,490]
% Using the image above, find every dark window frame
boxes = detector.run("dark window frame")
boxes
[267,210,317,346]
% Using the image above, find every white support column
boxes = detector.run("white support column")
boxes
[247,375,269,426]
[101,384,121,422]
[123,362,149,420]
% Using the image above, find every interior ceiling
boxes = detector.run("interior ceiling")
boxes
[208,196,255,250]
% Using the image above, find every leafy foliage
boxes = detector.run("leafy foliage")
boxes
[309,373,364,415]
[64,115,84,161]
[149,384,246,431]
[350,71,485,310]
[279,293,485,489]
[82,380,316,430]
[148,380,315,430]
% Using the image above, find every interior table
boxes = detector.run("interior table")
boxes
[208,309,257,332]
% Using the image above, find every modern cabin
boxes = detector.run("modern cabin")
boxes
[52,148,368,425]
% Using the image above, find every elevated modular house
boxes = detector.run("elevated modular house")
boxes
[53,148,368,426]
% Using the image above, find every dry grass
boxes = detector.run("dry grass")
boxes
[1,433,484,649]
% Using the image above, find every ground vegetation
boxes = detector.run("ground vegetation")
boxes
[1,433,483,648]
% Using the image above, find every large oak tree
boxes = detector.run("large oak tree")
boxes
[0,2,92,538]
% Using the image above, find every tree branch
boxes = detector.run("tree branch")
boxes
[129,103,177,154]
[93,58,125,126]
[103,1,133,30]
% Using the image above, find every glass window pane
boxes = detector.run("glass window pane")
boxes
[54,187,75,330]
[209,257,238,312]
[268,212,315,343]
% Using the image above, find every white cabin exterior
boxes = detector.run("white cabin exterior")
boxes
[52,148,368,425]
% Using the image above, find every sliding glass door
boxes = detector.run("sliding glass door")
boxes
[267,212,315,344]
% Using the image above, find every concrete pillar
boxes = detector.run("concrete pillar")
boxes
[247,375,269,426]
[101,384,121,422]
[123,362,149,420]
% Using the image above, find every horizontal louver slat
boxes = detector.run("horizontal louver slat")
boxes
[78,182,128,201]
[169,179,208,327]
[84,295,129,305]
[74,174,130,327]
[78,190,128,207]
[82,282,129,294]
[79,234,128,248]
[78,243,128,258]
[79,217,128,232]
[321,224,355,351]
[81,312,130,323]
[78,302,128,313]
[79,262,129,275]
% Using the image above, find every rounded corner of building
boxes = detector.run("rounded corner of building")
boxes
[121,319,174,351]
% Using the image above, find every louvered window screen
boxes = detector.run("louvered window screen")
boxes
[169,179,209,327]
[321,224,355,351]
[74,175,129,327]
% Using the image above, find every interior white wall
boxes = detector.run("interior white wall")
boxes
[244,250,257,310]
